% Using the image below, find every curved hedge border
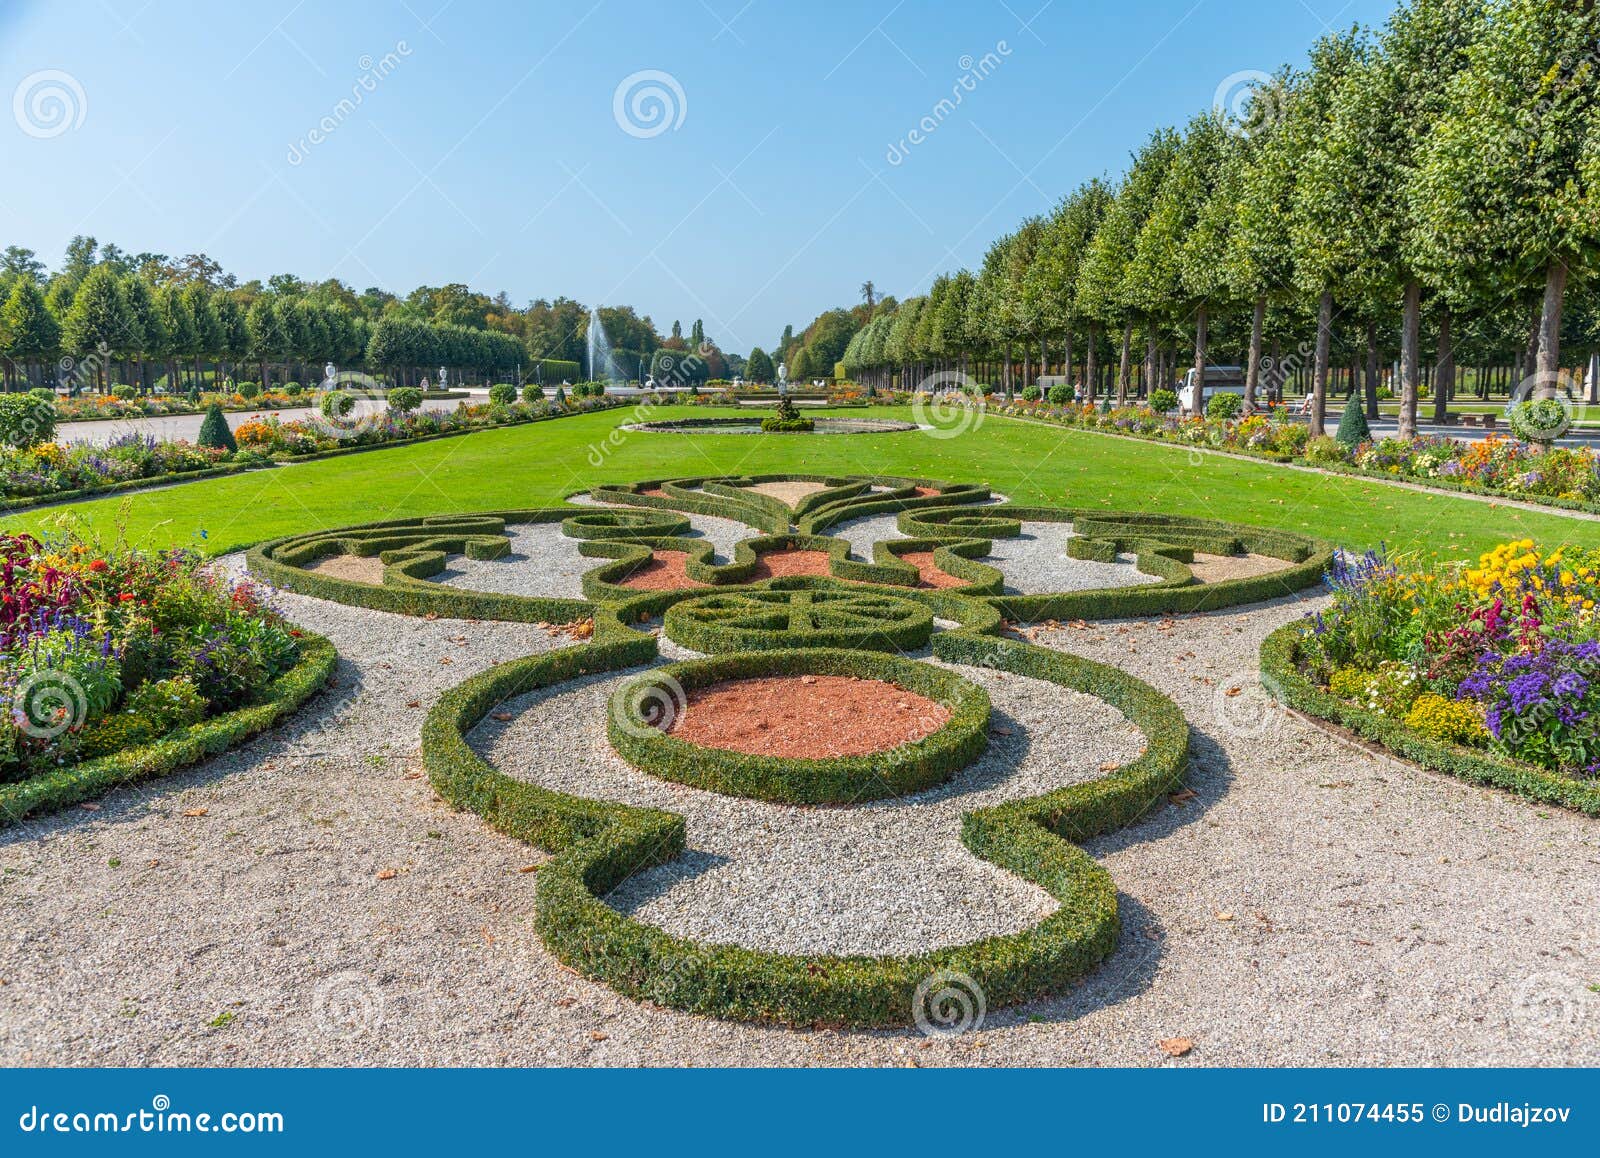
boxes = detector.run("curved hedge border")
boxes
[1261,621,1600,815]
[0,632,338,826]
[607,647,991,804]
[560,509,691,540]
[661,588,934,653]
[422,579,1190,1026]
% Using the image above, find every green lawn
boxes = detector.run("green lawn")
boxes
[5,404,1595,560]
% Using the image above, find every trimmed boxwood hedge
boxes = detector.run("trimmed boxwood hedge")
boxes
[560,509,691,540]
[0,632,337,825]
[421,578,1191,1026]
[661,588,933,653]
[1261,621,1600,815]
[608,648,991,804]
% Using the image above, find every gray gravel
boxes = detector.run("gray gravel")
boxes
[1,557,1596,1066]
[468,660,1143,956]
[983,522,1159,596]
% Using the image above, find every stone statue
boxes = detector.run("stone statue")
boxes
[323,362,336,388]
[438,366,448,390]
[776,361,788,396]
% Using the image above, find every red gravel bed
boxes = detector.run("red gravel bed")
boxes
[638,487,669,498]
[750,549,834,580]
[617,550,711,590]
[912,485,941,497]
[898,550,966,589]
[667,675,951,758]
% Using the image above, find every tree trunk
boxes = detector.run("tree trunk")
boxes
[1398,280,1420,440]
[1085,324,1098,402]
[1434,308,1454,423]
[1311,289,1333,438]
[1116,321,1132,406]
[1536,258,1567,392]
[1588,351,1599,405]
[1063,324,1073,392]
[1244,295,1265,412]
[1364,324,1379,420]
[1191,305,1208,418]
[1144,329,1157,408]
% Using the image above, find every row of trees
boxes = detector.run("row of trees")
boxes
[0,237,725,393]
[842,0,1599,437]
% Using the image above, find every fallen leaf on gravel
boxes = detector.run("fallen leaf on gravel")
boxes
[481,927,494,946]
[406,700,420,708]
[1158,1037,1193,1057]
[1215,911,1234,921]
[589,1031,608,1042]
[992,725,1014,735]
[1353,939,1373,946]
[1169,788,1197,803]
[424,612,438,620]
[1224,685,1243,697]
[403,772,421,780]
[1099,761,1119,771]
[439,656,453,665]
[78,802,101,811]
[376,869,397,880]
[492,712,514,721]
[555,997,576,1008]
[182,807,207,817]
[517,864,540,874]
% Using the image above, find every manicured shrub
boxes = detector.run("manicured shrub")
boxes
[1205,392,1243,420]
[1047,383,1072,404]
[1335,398,1371,447]
[387,386,423,414]
[0,393,57,448]
[111,384,137,401]
[521,384,543,404]
[1507,398,1568,445]
[196,402,237,452]
[319,389,354,419]
[1149,388,1178,413]
[1021,385,1042,401]
[282,381,303,397]
[488,382,517,405]
[237,380,261,400]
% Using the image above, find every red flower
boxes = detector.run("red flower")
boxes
[88,559,108,573]
[118,592,135,602]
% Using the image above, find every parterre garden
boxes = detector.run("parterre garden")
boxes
[10,445,1596,1034]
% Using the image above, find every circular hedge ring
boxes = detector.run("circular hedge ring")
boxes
[606,648,991,804]
[561,509,692,540]
[663,588,933,654]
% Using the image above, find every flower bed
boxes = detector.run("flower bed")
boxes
[1262,539,1600,812]
[988,397,1600,512]
[0,531,334,820]
[0,396,625,505]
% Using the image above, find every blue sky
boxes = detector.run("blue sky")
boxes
[1,0,1397,353]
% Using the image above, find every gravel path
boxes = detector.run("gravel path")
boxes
[984,522,1158,595]
[1,562,1595,1066]
[467,658,1143,956]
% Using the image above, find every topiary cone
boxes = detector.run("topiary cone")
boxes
[197,402,237,452]
[1334,398,1371,448]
